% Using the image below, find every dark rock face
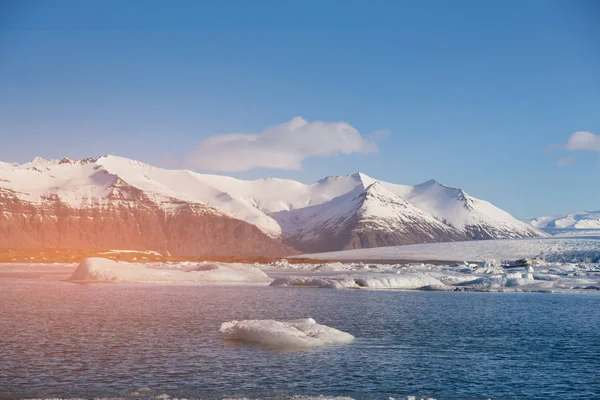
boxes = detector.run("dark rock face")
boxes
[0,186,297,257]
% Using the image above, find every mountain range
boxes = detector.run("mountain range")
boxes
[0,155,546,256]
[528,210,600,231]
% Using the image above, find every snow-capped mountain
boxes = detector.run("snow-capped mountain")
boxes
[0,155,546,255]
[528,211,600,230]
[271,181,469,253]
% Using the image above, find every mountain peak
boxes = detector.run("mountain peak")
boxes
[97,154,156,170]
[315,172,375,189]
[418,178,454,189]
[21,156,99,168]
[28,156,58,167]
[416,178,466,194]
[31,156,50,163]
[350,172,376,187]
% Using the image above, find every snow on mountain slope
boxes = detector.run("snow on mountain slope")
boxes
[271,182,468,252]
[528,210,600,230]
[0,158,116,208]
[271,185,364,240]
[380,179,544,239]
[0,161,17,169]
[195,171,372,213]
[347,182,470,249]
[96,155,282,236]
[357,182,463,238]
[0,155,546,254]
[0,156,296,256]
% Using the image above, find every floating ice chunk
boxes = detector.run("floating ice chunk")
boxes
[504,278,554,289]
[219,318,354,350]
[354,274,444,289]
[532,273,561,281]
[69,257,271,283]
[311,262,350,272]
[270,273,444,290]
[504,272,524,280]
[187,263,220,271]
[524,265,535,280]
[457,275,505,289]
[270,276,358,289]
[472,265,503,274]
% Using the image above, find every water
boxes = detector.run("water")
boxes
[1,279,599,399]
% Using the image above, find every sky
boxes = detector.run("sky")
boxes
[0,0,598,218]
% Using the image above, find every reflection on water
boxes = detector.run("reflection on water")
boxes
[0,279,599,399]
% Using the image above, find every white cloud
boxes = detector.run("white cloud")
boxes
[565,131,600,152]
[184,117,379,172]
[556,157,576,166]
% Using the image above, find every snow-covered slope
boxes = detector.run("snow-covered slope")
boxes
[0,156,295,256]
[528,210,600,230]
[270,181,469,252]
[379,179,544,239]
[0,155,546,254]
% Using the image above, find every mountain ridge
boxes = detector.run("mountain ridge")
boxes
[528,210,600,230]
[0,154,547,255]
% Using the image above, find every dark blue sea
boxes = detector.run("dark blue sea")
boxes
[1,279,599,399]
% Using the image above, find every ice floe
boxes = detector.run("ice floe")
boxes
[219,318,355,350]
[271,273,444,290]
[310,262,352,272]
[269,261,600,293]
[68,257,271,283]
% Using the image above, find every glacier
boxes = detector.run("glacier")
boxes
[293,237,600,263]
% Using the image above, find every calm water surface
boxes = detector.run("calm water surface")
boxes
[0,279,599,399]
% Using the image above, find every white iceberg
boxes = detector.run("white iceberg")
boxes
[68,257,271,283]
[311,262,351,272]
[270,276,359,289]
[270,273,444,290]
[219,318,354,350]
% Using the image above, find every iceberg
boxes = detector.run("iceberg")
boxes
[270,273,445,290]
[219,318,354,350]
[270,276,358,289]
[311,262,351,272]
[68,257,271,283]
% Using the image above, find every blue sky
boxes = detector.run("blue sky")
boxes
[0,0,598,218]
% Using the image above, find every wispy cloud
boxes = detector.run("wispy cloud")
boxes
[556,157,576,166]
[184,117,380,172]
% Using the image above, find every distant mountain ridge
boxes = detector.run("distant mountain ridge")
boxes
[528,210,600,230]
[0,155,546,256]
